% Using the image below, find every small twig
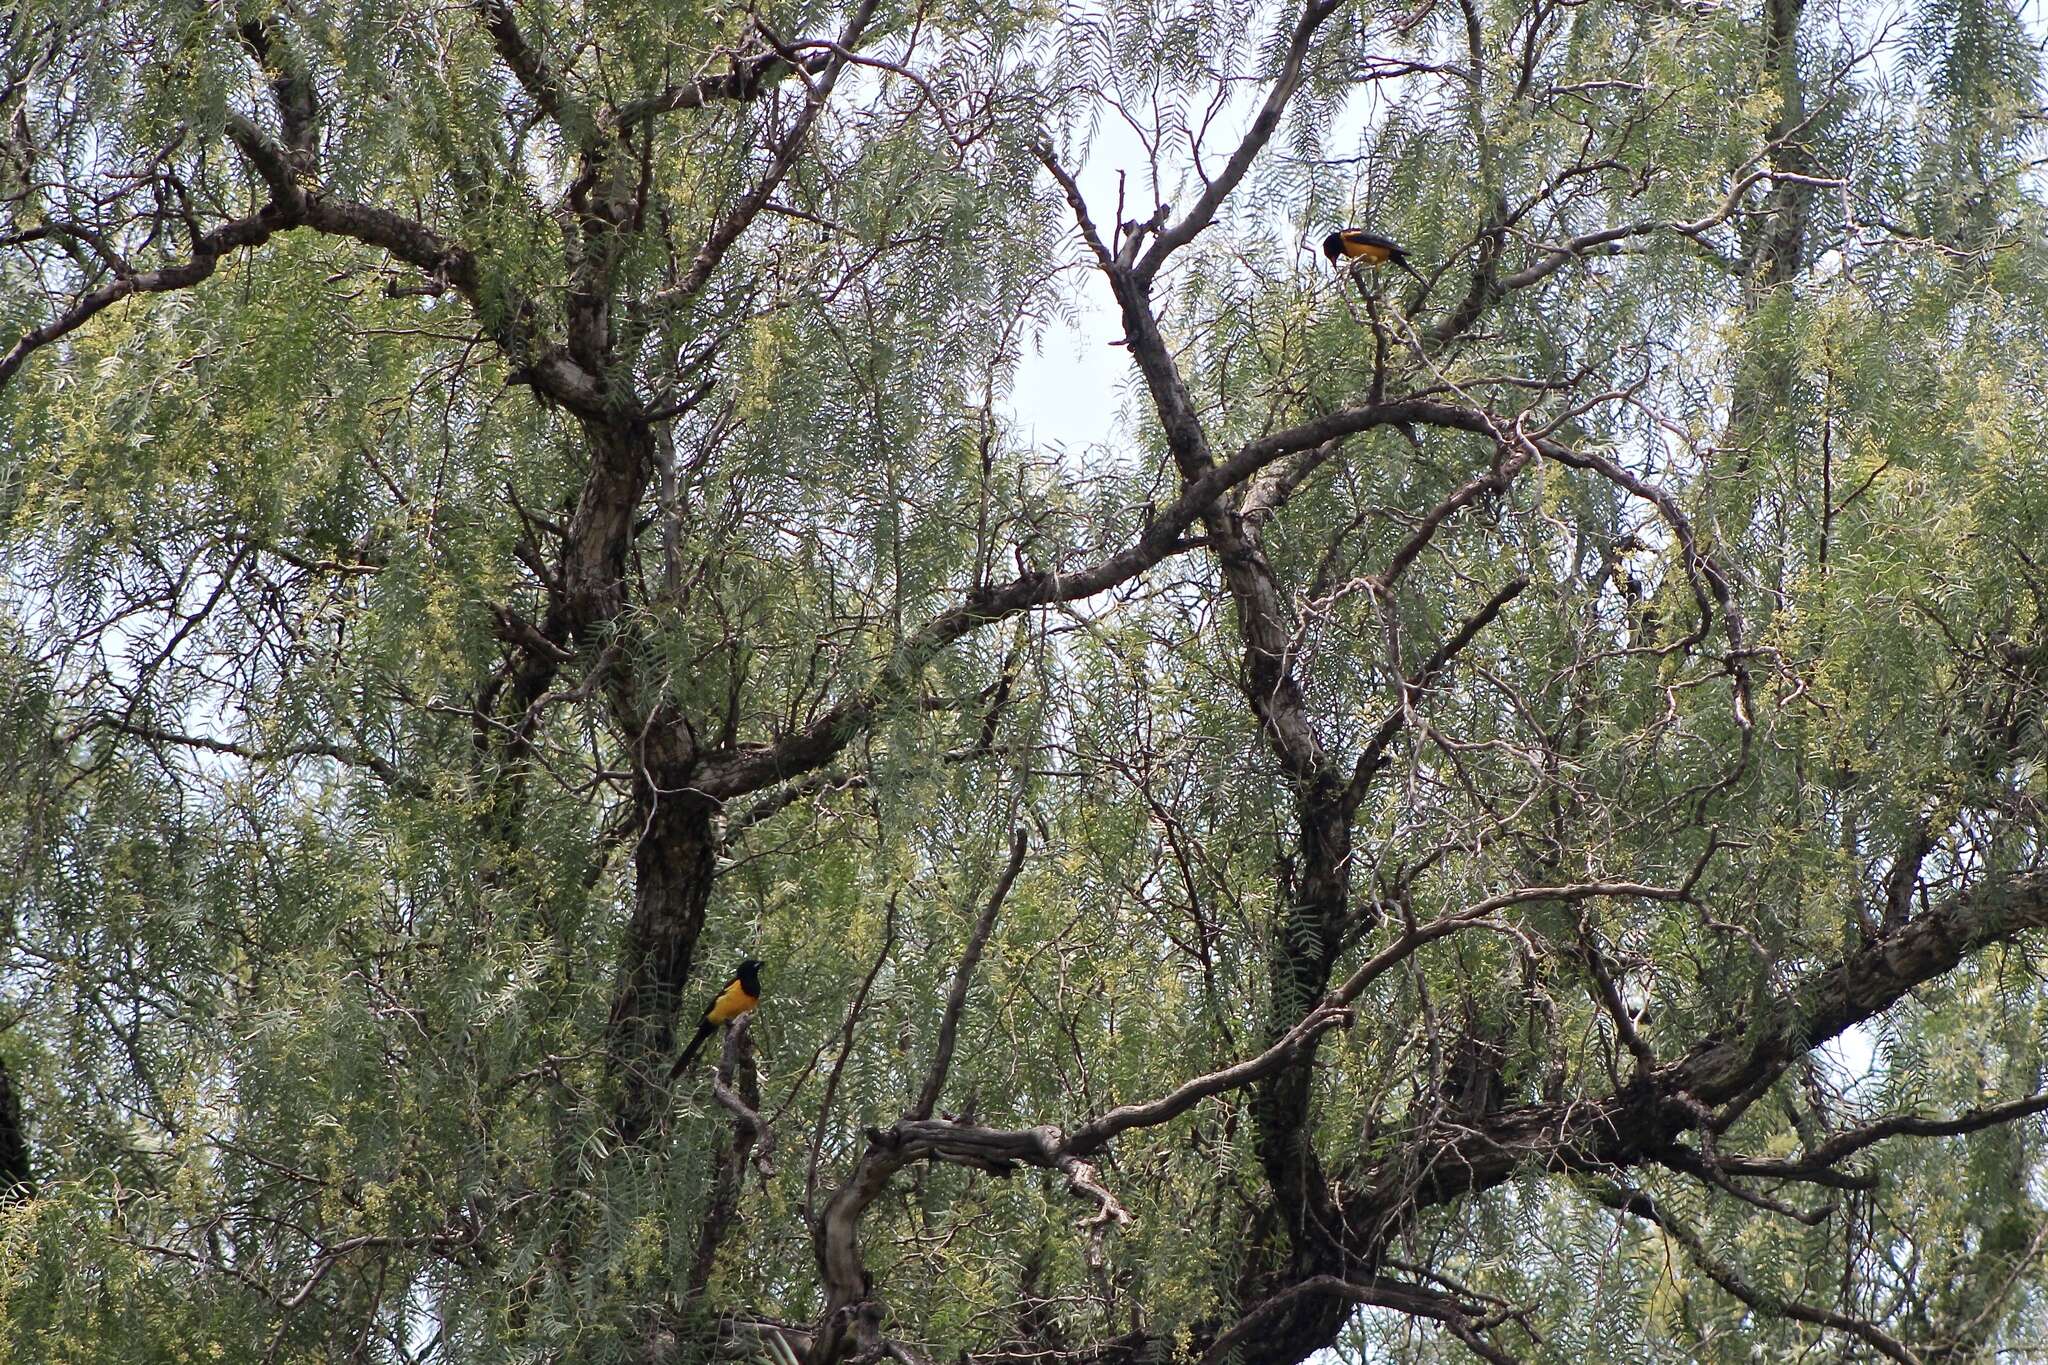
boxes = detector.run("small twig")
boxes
[912,829,1030,1121]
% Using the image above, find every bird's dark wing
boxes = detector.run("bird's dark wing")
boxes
[1341,228,1403,252]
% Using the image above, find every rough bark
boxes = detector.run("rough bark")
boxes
[609,781,720,1145]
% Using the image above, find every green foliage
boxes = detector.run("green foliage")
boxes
[1,0,2047,1359]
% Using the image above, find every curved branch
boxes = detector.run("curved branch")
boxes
[813,1119,1132,1363]
[0,150,606,416]
[614,49,834,125]
[1063,1000,1356,1156]
[477,0,570,123]
[1594,1180,1921,1365]
[1714,1091,2048,1184]
[77,718,412,794]
[1364,869,2048,1217]
[1202,1274,1522,1365]
[0,210,282,388]
[691,394,1479,801]
[658,0,880,306]
[233,10,320,164]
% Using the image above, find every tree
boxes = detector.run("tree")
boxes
[2,0,2046,1359]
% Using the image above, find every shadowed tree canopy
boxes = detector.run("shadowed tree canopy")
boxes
[3,0,2048,1360]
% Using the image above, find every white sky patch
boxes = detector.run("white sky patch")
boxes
[1817,1021,1886,1101]
[1006,111,1156,458]
[1008,276,1129,456]
[1006,69,1393,458]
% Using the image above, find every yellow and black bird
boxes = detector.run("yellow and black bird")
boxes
[672,958,764,1075]
[1322,227,1427,284]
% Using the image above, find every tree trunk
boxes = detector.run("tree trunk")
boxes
[609,777,719,1144]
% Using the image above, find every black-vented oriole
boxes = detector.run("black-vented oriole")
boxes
[673,958,763,1074]
[1323,228,1426,284]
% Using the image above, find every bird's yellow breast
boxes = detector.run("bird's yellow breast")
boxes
[706,978,760,1025]
[1342,239,1392,262]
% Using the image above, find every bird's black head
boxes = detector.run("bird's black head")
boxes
[1321,231,1344,262]
[735,958,763,991]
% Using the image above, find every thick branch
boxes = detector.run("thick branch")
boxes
[690,395,1477,801]
[233,11,320,164]
[797,876,1675,1362]
[0,210,283,389]
[477,0,570,123]
[211,108,607,416]
[1365,870,2048,1217]
[614,50,833,125]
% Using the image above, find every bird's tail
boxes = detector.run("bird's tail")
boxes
[1395,254,1427,285]
[672,1020,716,1077]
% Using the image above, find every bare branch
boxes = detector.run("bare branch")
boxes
[1594,1180,1921,1365]
[1201,1274,1523,1365]
[1347,576,1528,807]
[1063,1000,1356,1156]
[1030,142,1115,268]
[0,210,281,389]
[912,829,1029,1121]
[476,0,570,123]
[1134,0,1346,285]
[613,50,834,125]
[692,394,1483,801]
[232,11,320,164]
[79,717,411,794]
[805,898,898,1217]
[659,0,880,306]
[689,1015,775,1298]
[1723,1092,2048,1181]
[723,769,872,842]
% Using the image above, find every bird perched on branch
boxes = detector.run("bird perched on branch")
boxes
[672,958,764,1075]
[1322,227,1427,284]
